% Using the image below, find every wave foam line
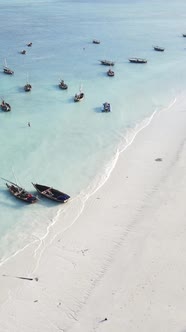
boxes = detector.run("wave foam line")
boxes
[31,96,178,273]
[32,196,85,273]
[88,96,177,198]
[0,239,38,268]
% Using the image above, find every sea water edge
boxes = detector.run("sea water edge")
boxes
[0,0,186,262]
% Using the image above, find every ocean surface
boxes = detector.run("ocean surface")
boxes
[0,0,186,263]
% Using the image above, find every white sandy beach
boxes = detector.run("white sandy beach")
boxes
[1,94,186,332]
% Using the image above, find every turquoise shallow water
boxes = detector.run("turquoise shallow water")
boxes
[0,0,186,262]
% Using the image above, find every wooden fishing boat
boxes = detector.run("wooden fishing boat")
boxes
[2,179,38,203]
[24,74,32,91]
[27,42,32,47]
[1,100,11,112]
[3,67,14,75]
[74,86,84,102]
[183,34,186,37]
[20,50,26,54]
[3,59,14,75]
[129,58,147,63]
[32,183,70,203]
[93,39,100,44]
[102,102,111,112]
[59,80,68,90]
[74,92,84,102]
[107,68,115,77]
[24,83,32,92]
[153,46,165,52]
[100,60,115,66]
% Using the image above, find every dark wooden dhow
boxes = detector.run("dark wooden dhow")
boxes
[153,46,165,52]
[59,80,68,90]
[1,100,11,112]
[32,183,70,203]
[102,102,111,113]
[24,83,32,92]
[1,178,38,203]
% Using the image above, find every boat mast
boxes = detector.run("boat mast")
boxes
[1,177,23,189]
[4,58,7,68]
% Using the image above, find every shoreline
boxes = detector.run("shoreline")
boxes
[0,96,167,267]
[0,94,186,331]
[0,98,160,266]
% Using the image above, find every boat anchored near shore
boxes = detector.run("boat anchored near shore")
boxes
[129,58,147,63]
[153,46,165,52]
[3,59,14,75]
[59,79,68,90]
[74,85,84,102]
[93,39,100,44]
[107,68,115,77]
[1,100,11,112]
[24,74,32,92]
[24,83,32,92]
[32,183,70,203]
[102,102,111,112]
[1,178,38,203]
[100,60,115,66]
